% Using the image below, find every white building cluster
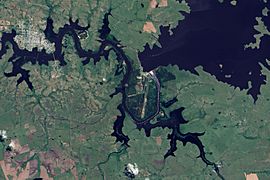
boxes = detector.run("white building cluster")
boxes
[14,21,55,53]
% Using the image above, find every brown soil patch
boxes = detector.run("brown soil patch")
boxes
[9,139,30,155]
[24,124,37,138]
[77,134,87,142]
[158,0,168,7]
[17,162,30,180]
[0,20,11,31]
[139,169,151,177]
[71,166,79,180]
[29,159,38,177]
[0,160,17,179]
[24,123,30,129]
[149,0,158,9]
[0,138,33,179]
[143,22,157,33]
[40,166,53,180]
[156,136,162,146]
[9,139,22,152]
[0,159,32,179]
[245,173,259,180]
[39,149,78,179]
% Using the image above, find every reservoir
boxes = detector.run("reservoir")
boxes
[139,0,270,101]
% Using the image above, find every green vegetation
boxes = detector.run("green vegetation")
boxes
[0,0,269,179]
[245,17,270,49]
[125,70,159,122]
[157,65,270,179]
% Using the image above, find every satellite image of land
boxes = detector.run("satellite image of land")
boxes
[0,0,270,179]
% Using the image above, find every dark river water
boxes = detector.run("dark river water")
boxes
[139,0,270,101]
[0,10,225,178]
